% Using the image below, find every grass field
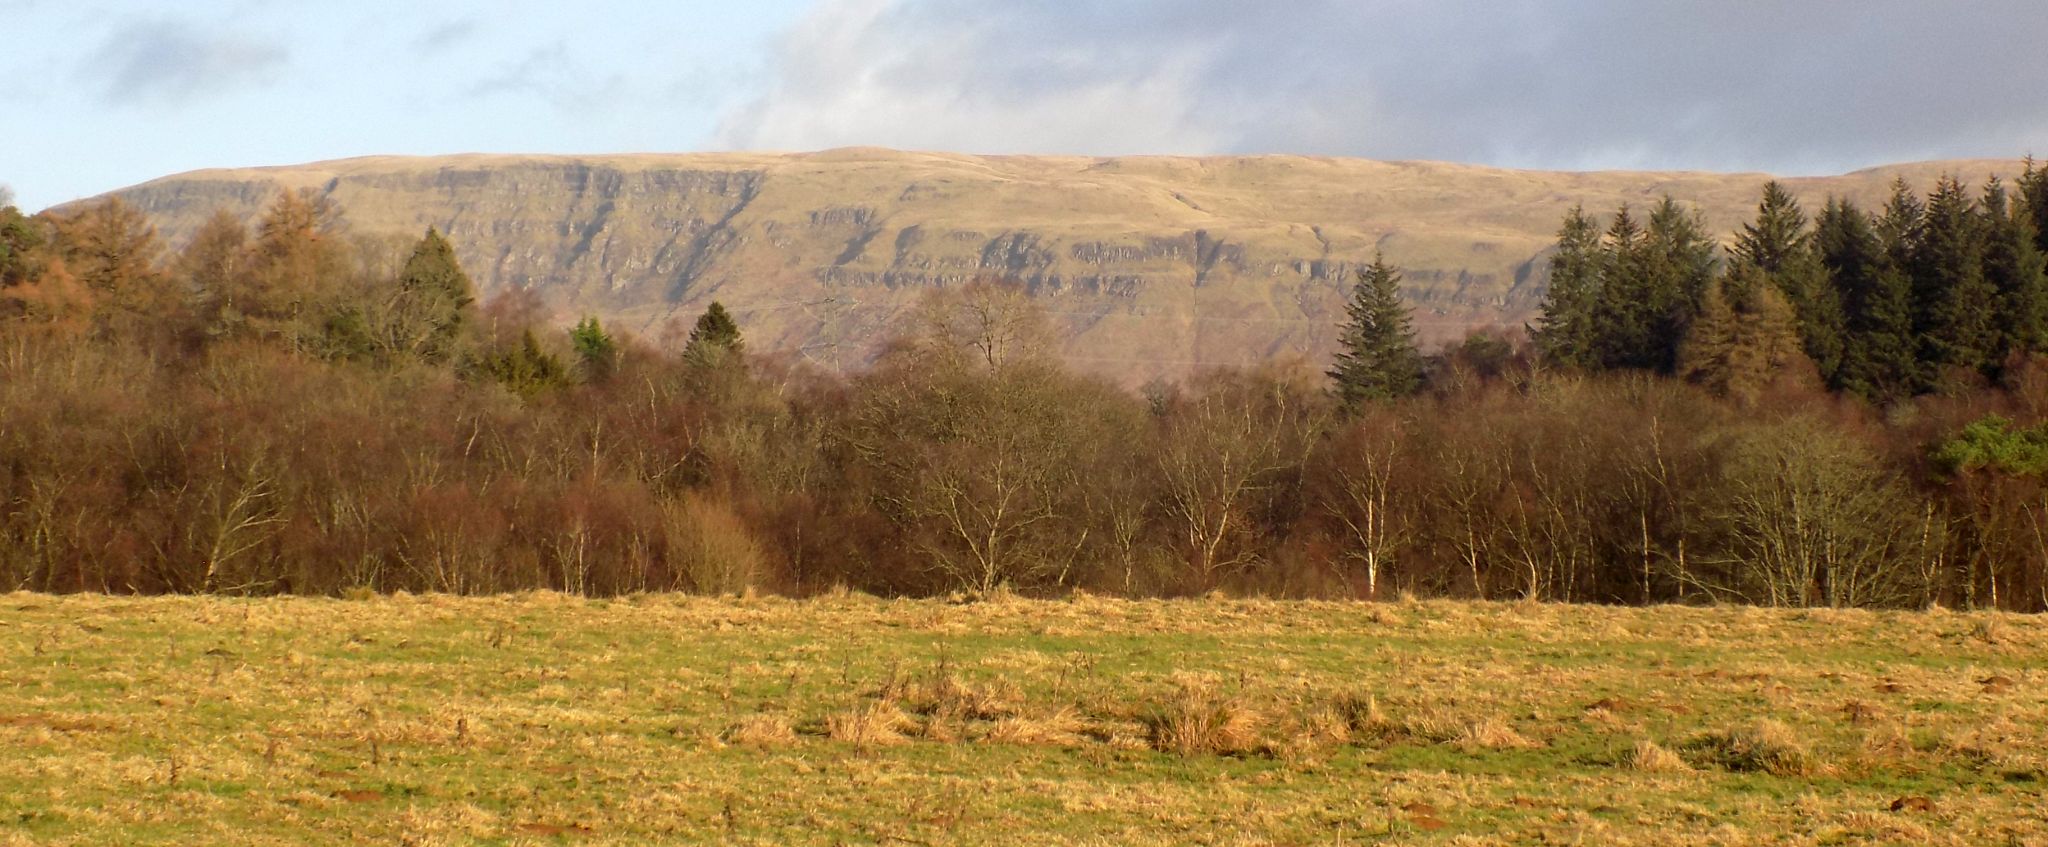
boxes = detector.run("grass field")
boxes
[1,592,2043,846]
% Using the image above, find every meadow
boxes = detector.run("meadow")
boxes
[1,592,2043,846]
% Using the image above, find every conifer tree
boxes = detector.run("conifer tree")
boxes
[1877,178,1925,265]
[178,210,247,325]
[1980,179,2048,361]
[1819,198,1918,400]
[2021,158,2048,257]
[1646,196,1719,319]
[1676,274,1738,391]
[1733,182,1844,381]
[1328,252,1422,406]
[1913,176,1999,382]
[1677,269,1812,405]
[0,201,44,289]
[681,301,744,369]
[570,316,620,381]
[1596,198,1716,373]
[222,189,349,341]
[1590,205,1654,371]
[1732,183,1806,271]
[1531,205,1601,370]
[392,227,475,363]
[480,329,567,397]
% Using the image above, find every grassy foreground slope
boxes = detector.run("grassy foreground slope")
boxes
[1,594,2043,846]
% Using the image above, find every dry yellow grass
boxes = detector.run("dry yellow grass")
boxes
[1456,717,1542,751]
[825,701,914,747]
[981,706,1090,748]
[2,592,2046,845]
[723,713,798,748]
[1625,738,1692,773]
[1683,719,1823,776]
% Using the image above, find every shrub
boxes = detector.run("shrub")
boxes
[662,495,767,595]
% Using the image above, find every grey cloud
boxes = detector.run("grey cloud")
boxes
[720,0,2048,173]
[414,18,480,53]
[465,43,624,113]
[87,20,287,105]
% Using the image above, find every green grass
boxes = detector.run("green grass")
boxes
[1,592,2044,846]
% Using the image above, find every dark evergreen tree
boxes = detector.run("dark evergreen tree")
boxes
[1913,176,1998,383]
[2020,158,2048,257]
[1595,198,1715,373]
[682,301,744,369]
[1,201,47,290]
[393,227,476,363]
[1980,179,2048,361]
[1590,205,1655,370]
[1646,196,1719,319]
[1733,182,1844,381]
[1328,252,1423,406]
[1819,198,1918,400]
[1877,178,1926,266]
[570,316,620,382]
[1531,205,1602,370]
[480,329,567,397]
[1733,182,1810,272]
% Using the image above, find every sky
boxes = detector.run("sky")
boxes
[5,0,2047,212]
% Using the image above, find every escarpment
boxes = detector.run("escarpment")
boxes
[93,149,2021,382]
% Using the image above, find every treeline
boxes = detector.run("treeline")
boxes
[1532,169,2048,402]
[1,174,2046,610]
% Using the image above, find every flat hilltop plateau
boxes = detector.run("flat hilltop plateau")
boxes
[1,594,2043,845]
[95,150,2028,382]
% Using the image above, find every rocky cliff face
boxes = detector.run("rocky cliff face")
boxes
[97,149,2023,383]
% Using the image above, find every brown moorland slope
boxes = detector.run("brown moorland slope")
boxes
[90,149,2025,382]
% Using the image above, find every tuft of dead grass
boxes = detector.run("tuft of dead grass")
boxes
[901,673,1019,722]
[1839,699,1884,725]
[724,713,797,748]
[1458,717,1542,751]
[1969,619,2004,645]
[1624,739,1691,773]
[826,701,912,747]
[983,706,1090,747]
[1144,684,1264,756]
[1857,723,1914,765]
[1681,719,1820,776]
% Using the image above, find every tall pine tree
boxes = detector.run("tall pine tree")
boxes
[1819,198,1917,401]
[1980,178,2048,363]
[1593,197,1716,373]
[1646,197,1719,320]
[392,227,476,363]
[1590,205,1656,370]
[682,301,744,369]
[2021,158,2048,257]
[1913,176,1998,384]
[1531,205,1602,370]
[1733,182,1844,382]
[1329,252,1422,407]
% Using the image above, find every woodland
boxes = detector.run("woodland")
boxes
[1,165,2046,610]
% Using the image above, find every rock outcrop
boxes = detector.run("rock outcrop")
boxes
[93,149,2024,382]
